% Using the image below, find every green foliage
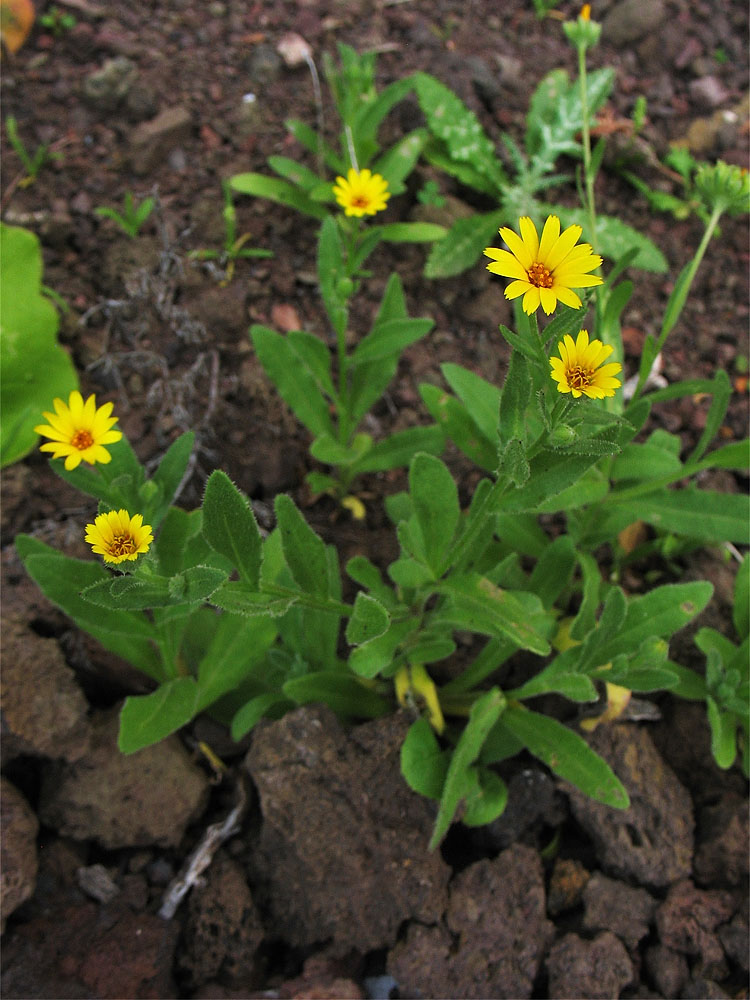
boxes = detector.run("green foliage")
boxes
[16,30,749,853]
[187,181,273,281]
[95,191,156,238]
[5,115,61,184]
[0,223,78,467]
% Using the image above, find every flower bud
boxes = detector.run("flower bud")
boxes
[563,6,602,50]
[694,160,750,217]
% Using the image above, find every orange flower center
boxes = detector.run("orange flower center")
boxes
[351,194,370,209]
[71,429,95,451]
[109,533,138,557]
[568,365,593,390]
[527,262,553,288]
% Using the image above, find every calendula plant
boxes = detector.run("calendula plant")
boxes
[94,191,156,239]
[412,10,667,281]
[229,42,445,250]
[15,12,749,849]
[250,204,444,504]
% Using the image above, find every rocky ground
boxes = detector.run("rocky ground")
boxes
[1,0,748,997]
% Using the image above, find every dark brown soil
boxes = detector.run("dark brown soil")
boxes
[1,1,748,997]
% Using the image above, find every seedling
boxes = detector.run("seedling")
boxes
[95,191,156,239]
[5,115,62,187]
[188,181,273,284]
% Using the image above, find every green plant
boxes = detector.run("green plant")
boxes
[95,191,156,239]
[0,222,78,467]
[250,216,443,500]
[229,43,445,250]
[532,0,561,18]
[17,15,750,852]
[412,16,667,281]
[416,179,446,208]
[188,181,273,283]
[38,4,75,36]
[5,115,62,186]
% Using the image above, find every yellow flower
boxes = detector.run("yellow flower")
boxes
[484,215,603,315]
[35,391,123,470]
[332,168,390,218]
[85,509,153,564]
[581,3,591,20]
[550,329,622,400]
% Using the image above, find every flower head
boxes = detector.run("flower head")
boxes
[550,329,622,399]
[332,168,390,218]
[35,391,123,470]
[485,215,603,315]
[85,509,153,564]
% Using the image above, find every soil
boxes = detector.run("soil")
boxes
[1,0,749,997]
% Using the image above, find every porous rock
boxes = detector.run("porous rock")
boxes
[546,931,634,1000]
[582,871,656,951]
[0,778,39,931]
[388,844,554,999]
[129,105,193,175]
[177,852,264,992]
[38,706,209,849]
[566,723,694,887]
[655,878,735,967]
[1,616,90,763]
[694,791,749,888]
[243,705,450,954]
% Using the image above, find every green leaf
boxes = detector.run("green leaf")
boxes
[696,439,750,472]
[197,612,277,707]
[424,211,505,279]
[353,425,445,475]
[251,325,334,439]
[274,494,330,599]
[434,574,551,655]
[346,592,390,645]
[229,172,328,219]
[349,619,415,678]
[597,581,713,662]
[495,447,612,513]
[419,382,497,472]
[378,221,448,243]
[118,679,200,754]
[528,534,576,609]
[287,329,335,399]
[282,671,390,718]
[706,696,738,769]
[429,688,505,849]
[82,566,228,610]
[688,369,731,465]
[351,316,433,366]
[734,556,749,641]
[441,363,500,444]
[409,452,460,576]
[610,440,684,482]
[1,223,79,467]
[509,668,598,703]
[210,581,296,618]
[17,539,162,679]
[500,704,629,808]
[611,488,750,544]
[401,717,450,799]
[202,470,263,587]
[461,768,509,827]
[148,432,195,526]
[415,73,506,187]
[267,155,322,191]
